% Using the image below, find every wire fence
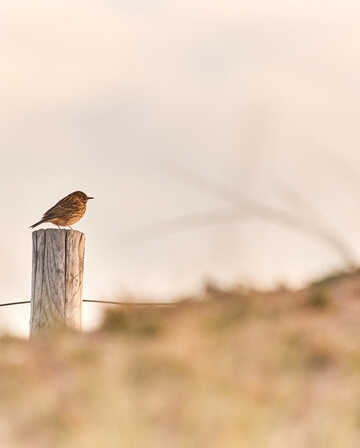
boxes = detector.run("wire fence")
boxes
[0,299,174,308]
[0,300,30,307]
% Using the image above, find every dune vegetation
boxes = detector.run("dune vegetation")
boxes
[1,271,360,447]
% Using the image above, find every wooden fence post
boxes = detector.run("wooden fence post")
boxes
[30,229,85,334]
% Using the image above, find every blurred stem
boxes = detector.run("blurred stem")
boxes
[140,159,357,269]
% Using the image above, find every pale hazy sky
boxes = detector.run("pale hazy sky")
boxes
[2,1,360,334]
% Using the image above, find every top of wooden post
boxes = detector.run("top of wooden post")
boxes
[32,228,84,236]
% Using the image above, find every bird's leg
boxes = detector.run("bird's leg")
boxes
[68,226,74,230]
[57,225,61,230]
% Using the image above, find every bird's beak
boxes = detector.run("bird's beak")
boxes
[87,196,94,200]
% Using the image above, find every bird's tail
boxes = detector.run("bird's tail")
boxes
[30,219,46,229]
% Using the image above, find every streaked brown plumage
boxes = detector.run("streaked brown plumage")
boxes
[30,191,94,229]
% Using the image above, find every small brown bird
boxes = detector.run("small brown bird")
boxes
[30,191,94,229]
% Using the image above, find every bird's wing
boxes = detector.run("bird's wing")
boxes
[42,193,80,219]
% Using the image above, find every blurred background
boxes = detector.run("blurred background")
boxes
[2,0,360,335]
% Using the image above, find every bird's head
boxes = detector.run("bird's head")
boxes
[74,191,94,203]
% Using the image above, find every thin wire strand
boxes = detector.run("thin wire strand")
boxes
[0,301,30,307]
[83,300,173,306]
[0,299,174,308]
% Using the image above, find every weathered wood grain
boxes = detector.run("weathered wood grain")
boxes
[30,229,85,334]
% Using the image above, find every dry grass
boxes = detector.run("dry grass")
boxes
[2,271,360,447]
